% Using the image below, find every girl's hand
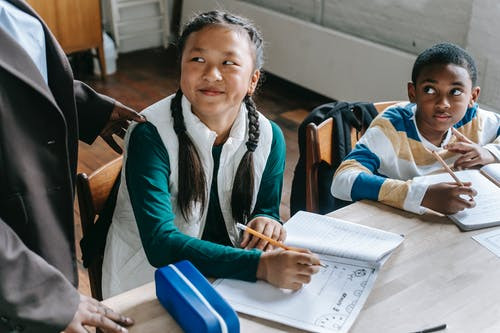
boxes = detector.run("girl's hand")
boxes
[445,129,496,169]
[240,217,286,251]
[256,248,321,290]
[421,182,477,215]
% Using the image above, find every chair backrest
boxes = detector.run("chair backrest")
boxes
[305,101,401,212]
[76,155,123,300]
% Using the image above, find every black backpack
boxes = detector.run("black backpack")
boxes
[290,101,379,215]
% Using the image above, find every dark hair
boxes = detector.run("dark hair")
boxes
[411,42,477,86]
[172,11,264,223]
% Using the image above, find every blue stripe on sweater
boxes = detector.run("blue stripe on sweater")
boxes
[381,104,420,141]
[351,173,385,201]
[453,103,478,128]
[345,144,381,173]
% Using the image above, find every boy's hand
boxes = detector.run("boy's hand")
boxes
[445,142,496,169]
[421,182,477,215]
[240,217,286,251]
[445,129,496,169]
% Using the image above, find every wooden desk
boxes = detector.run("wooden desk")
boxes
[102,201,500,332]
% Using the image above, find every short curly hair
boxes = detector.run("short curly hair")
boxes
[411,42,477,86]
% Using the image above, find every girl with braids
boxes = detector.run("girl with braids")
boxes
[102,10,320,298]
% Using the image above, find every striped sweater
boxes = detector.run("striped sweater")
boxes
[331,102,500,214]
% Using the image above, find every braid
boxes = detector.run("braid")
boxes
[245,95,260,152]
[176,10,266,223]
[171,89,207,219]
[171,90,186,134]
[231,95,260,223]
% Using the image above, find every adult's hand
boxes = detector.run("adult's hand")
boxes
[100,101,146,154]
[62,294,134,333]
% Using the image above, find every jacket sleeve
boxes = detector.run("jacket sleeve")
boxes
[73,80,115,144]
[0,219,80,333]
[251,121,286,222]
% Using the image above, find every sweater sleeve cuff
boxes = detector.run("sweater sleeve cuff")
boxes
[403,181,429,215]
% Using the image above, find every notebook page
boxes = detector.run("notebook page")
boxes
[480,163,500,187]
[214,255,379,333]
[284,211,404,262]
[472,228,500,258]
[414,169,500,228]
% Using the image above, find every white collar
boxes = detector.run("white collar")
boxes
[180,95,248,146]
[410,104,452,151]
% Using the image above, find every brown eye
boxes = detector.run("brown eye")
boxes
[451,89,463,96]
[423,86,436,94]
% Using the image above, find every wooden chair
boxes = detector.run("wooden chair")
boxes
[76,156,123,301]
[305,101,401,212]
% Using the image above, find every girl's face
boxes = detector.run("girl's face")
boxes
[180,24,260,123]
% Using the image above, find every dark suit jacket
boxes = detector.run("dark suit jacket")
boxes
[0,1,115,331]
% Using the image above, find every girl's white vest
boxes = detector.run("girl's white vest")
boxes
[102,94,273,298]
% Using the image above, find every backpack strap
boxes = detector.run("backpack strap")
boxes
[352,103,379,129]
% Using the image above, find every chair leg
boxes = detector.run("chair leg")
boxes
[96,46,107,80]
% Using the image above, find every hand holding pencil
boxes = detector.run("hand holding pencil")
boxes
[239,216,286,251]
[256,247,322,290]
[445,127,497,169]
[421,149,477,215]
[238,222,325,290]
[237,223,326,266]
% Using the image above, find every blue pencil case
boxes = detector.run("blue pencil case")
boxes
[155,260,240,333]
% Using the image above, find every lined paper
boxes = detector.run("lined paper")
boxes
[284,211,404,262]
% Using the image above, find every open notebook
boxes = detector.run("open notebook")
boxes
[213,211,404,333]
[414,163,500,231]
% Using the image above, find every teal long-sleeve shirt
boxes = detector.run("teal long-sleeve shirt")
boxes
[125,121,286,281]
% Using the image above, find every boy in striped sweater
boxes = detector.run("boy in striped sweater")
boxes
[332,43,500,215]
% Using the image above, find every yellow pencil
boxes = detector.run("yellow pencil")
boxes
[236,223,327,268]
[431,150,464,185]
[430,150,474,200]
[451,127,473,144]
[236,223,292,250]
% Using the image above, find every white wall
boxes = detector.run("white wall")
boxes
[321,0,472,54]
[467,0,500,111]
[239,0,500,112]
[182,0,415,102]
[99,0,500,111]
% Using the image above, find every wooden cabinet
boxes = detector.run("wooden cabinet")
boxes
[27,0,106,77]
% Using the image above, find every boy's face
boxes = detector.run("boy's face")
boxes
[408,63,480,143]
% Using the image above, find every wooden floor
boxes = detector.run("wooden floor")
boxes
[75,47,330,296]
